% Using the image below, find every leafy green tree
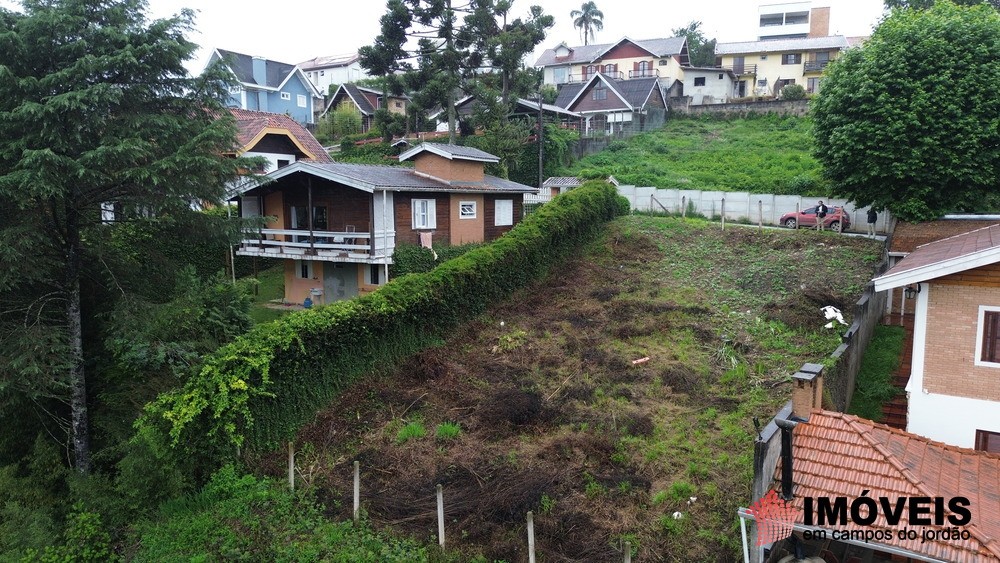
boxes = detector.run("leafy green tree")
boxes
[811,2,1000,220]
[317,100,363,142]
[0,0,250,473]
[885,0,998,9]
[570,1,604,45]
[671,21,716,67]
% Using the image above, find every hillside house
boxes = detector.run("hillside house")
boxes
[429,95,582,130]
[535,36,688,90]
[298,52,370,96]
[680,67,738,105]
[233,143,536,304]
[873,224,1000,451]
[552,74,666,136]
[714,35,849,97]
[209,49,322,125]
[321,84,410,133]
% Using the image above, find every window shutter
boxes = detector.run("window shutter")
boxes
[427,199,437,229]
[412,200,420,228]
[633,61,639,71]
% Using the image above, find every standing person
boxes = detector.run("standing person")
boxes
[867,208,878,238]
[815,200,828,231]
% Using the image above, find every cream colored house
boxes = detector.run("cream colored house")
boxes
[535,36,689,92]
[714,35,849,98]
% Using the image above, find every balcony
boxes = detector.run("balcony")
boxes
[716,64,758,75]
[569,71,624,82]
[237,228,394,262]
[628,69,660,79]
[804,60,831,73]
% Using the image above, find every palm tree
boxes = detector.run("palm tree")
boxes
[570,2,604,46]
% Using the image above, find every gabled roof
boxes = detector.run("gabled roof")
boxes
[228,108,331,164]
[715,35,850,55]
[428,95,580,120]
[236,161,536,196]
[298,52,360,70]
[535,36,687,67]
[890,219,1000,255]
[398,143,499,164]
[326,83,376,116]
[555,74,663,112]
[779,410,1000,561]
[211,49,321,98]
[874,223,1000,291]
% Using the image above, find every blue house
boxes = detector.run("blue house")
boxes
[208,48,322,126]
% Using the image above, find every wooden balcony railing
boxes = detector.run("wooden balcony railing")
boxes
[237,228,394,260]
[569,71,625,82]
[716,64,758,75]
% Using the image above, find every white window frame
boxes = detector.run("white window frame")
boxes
[459,201,477,219]
[297,94,307,108]
[364,264,385,286]
[280,91,291,100]
[495,199,513,226]
[294,259,314,280]
[975,305,1000,367]
[412,198,437,229]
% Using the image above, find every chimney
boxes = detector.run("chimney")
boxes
[791,364,824,419]
[252,56,267,86]
[809,7,831,38]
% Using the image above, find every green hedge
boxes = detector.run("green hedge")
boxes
[139,183,627,460]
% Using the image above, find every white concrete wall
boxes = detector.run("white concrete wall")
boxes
[907,392,1000,449]
[617,185,894,232]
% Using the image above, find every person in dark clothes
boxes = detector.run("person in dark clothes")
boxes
[815,200,828,231]
[867,208,878,238]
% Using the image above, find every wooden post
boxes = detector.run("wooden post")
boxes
[795,201,800,230]
[758,200,763,232]
[681,195,687,217]
[287,441,295,491]
[437,484,445,548]
[625,540,632,563]
[721,198,726,231]
[353,460,360,522]
[527,511,536,563]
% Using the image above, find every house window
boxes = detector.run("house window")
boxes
[585,64,596,79]
[694,77,706,86]
[280,92,291,100]
[604,64,615,74]
[277,159,290,169]
[320,70,325,76]
[394,101,402,108]
[412,198,437,229]
[976,307,1000,366]
[658,59,668,66]
[553,66,569,83]
[366,264,385,286]
[592,82,607,101]
[459,201,476,219]
[495,199,513,226]
[297,94,307,108]
[782,53,802,65]
[807,77,822,93]
[976,429,1000,453]
[294,259,313,280]
[760,55,768,60]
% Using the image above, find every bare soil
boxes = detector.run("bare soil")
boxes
[259,217,883,562]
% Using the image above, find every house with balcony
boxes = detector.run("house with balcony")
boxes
[298,52,370,97]
[232,143,536,304]
[320,84,409,134]
[229,108,332,173]
[535,36,688,94]
[209,49,323,126]
[714,35,849,97]
[757,2,831,40]
[872,224,1000,452]
[551,74,667,136]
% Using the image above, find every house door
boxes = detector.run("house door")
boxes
[323,263,359,302]
[733,56,745,75]
[737,80,747,97]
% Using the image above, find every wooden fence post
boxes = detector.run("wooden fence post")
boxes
[721,198,726,231]
[287,441,295,491]
[681,195,687,217]
[437,484,445,549]
[758,200,763,232]
[795,201,800,230]
[527,511,536,563]
[353,460,360,522]
[625,540,632,563]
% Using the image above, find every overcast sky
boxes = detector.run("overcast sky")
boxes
[1,0,887,73]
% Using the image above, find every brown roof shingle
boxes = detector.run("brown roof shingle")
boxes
[890,220,1000,254]
[229,108,332,163]
[777,411,1000,561]
[880,223,1000,279]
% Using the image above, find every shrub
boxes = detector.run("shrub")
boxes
[140,183,628,471]
[780,84,807,100]
[396,422,427,444]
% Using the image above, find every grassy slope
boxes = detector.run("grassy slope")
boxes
[848,325,905,421]
[566,115,830,195]
[262,216,882,562]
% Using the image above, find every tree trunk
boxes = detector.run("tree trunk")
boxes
[446,0,458,144]
[65,201,90,474]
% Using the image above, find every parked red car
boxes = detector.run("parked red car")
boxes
[779,206,850,232]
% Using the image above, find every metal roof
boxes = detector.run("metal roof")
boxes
[398,143,500,163]
[715,35,850,55]
[535,36,687,67]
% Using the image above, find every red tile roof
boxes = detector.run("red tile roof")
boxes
[880,223,1000,279]
[228,108,332,163]
[777,411,1000,562]
[890,220,1000,254]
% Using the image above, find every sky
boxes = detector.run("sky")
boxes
[0,0,888,73]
